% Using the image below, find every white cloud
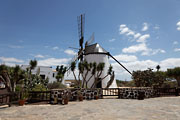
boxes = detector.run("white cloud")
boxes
[38,58,70,66]
[34,54,45,58]
[173,41,178,45]
[142,22,149,31]
[110,54,138,62]
[119,24,141,40]
[177,21,180,31]
[111,59,158,80]
[134,33,141,39]
[111,57,180,80]
[160,58,180,70]
[154,25,160,30]
[141,48,166,56]
[122,43,147,53]
[136,34,150,43]
[120,24,165,56]
[174,48,180,52]
[0,57,24,63]
[120,27,129,34]
[64,49,76,56]
[52,46,59,50]
[8,45,24,49]
[109,38,116,42]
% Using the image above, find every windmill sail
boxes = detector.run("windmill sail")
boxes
[108,53,132,75]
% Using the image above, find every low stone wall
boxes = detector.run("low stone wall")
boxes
[50,89,102,104]
[118,87,154,99]
[50,87,167,103]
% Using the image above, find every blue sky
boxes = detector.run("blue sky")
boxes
[0,0,180,80]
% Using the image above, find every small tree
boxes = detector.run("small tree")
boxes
[56,65,67,83]
[70,61,114,88]
[167,67,180,87]
[132,68,166,87]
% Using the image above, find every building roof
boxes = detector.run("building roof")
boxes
[84,43,108,54]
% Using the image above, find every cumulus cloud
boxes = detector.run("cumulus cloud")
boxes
[160,58,180,70]
[0,56,24,63]
[111,59,158,80]
[141,48,166,56]
[110,54,138,62]
[134,33,141,39]
[174,48,180,52]
[111,57,180,80]
[109,38,116,42]
[177,21,180,31]
[136,34,150,43]
[119,24,138,39]
[64,49,76,55]
[173,41,178,45]
[122,43,147,53]
[38,58,70,66]
[52,46,59,50]
[34,54,45,58]
[119,24,165,56]
[142,22,149,31]
[154,25,160,30]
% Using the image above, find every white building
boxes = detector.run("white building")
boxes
[21,65,57,83]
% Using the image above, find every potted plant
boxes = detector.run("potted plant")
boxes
[94,89,99,100]
[61,94,69,105]
[19,91,28,106]
[77,90,83,101]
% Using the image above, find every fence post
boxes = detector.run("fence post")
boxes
[49,91,52,104]
[8,93,12,107]
[175,88,179,96]
[118,88,120,99]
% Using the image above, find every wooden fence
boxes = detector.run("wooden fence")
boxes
[154,88,179,96]
[1,87,180,106]
[102,88,119,96]
[0,93,11,106]
[28,91,51,103]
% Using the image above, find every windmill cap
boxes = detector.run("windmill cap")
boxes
[84,43,108,54]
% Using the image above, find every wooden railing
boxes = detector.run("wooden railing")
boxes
[1,87,179,106]
[154,88,179,96]
[28,91,51,103]
[0,93,11,107]
[102,88,119,96]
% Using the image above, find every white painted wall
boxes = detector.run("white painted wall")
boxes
[21,65,57,83]
[84,54,117,88]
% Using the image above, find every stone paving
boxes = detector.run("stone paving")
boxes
[0,96,180,120]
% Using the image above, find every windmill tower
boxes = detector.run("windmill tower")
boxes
[67,14,132,88]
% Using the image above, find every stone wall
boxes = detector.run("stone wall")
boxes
[118,87,154,99]
[50,87,155,104]
[50,89,102,104]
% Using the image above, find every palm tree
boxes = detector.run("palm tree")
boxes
[90,63,113,88]
[56,65,67,83]
[29,59,37,72]
[71,62,79,87]
[156,65,161,71]
[11,65,24,92]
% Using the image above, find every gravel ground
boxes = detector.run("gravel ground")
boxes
[0,97,180,120]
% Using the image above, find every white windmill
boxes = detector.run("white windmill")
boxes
[67,14,132,88]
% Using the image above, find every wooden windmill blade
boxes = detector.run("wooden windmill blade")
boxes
[85,32,95,46]
[108,53,132,75]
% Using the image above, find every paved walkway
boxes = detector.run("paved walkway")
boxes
[0,97,180,120]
